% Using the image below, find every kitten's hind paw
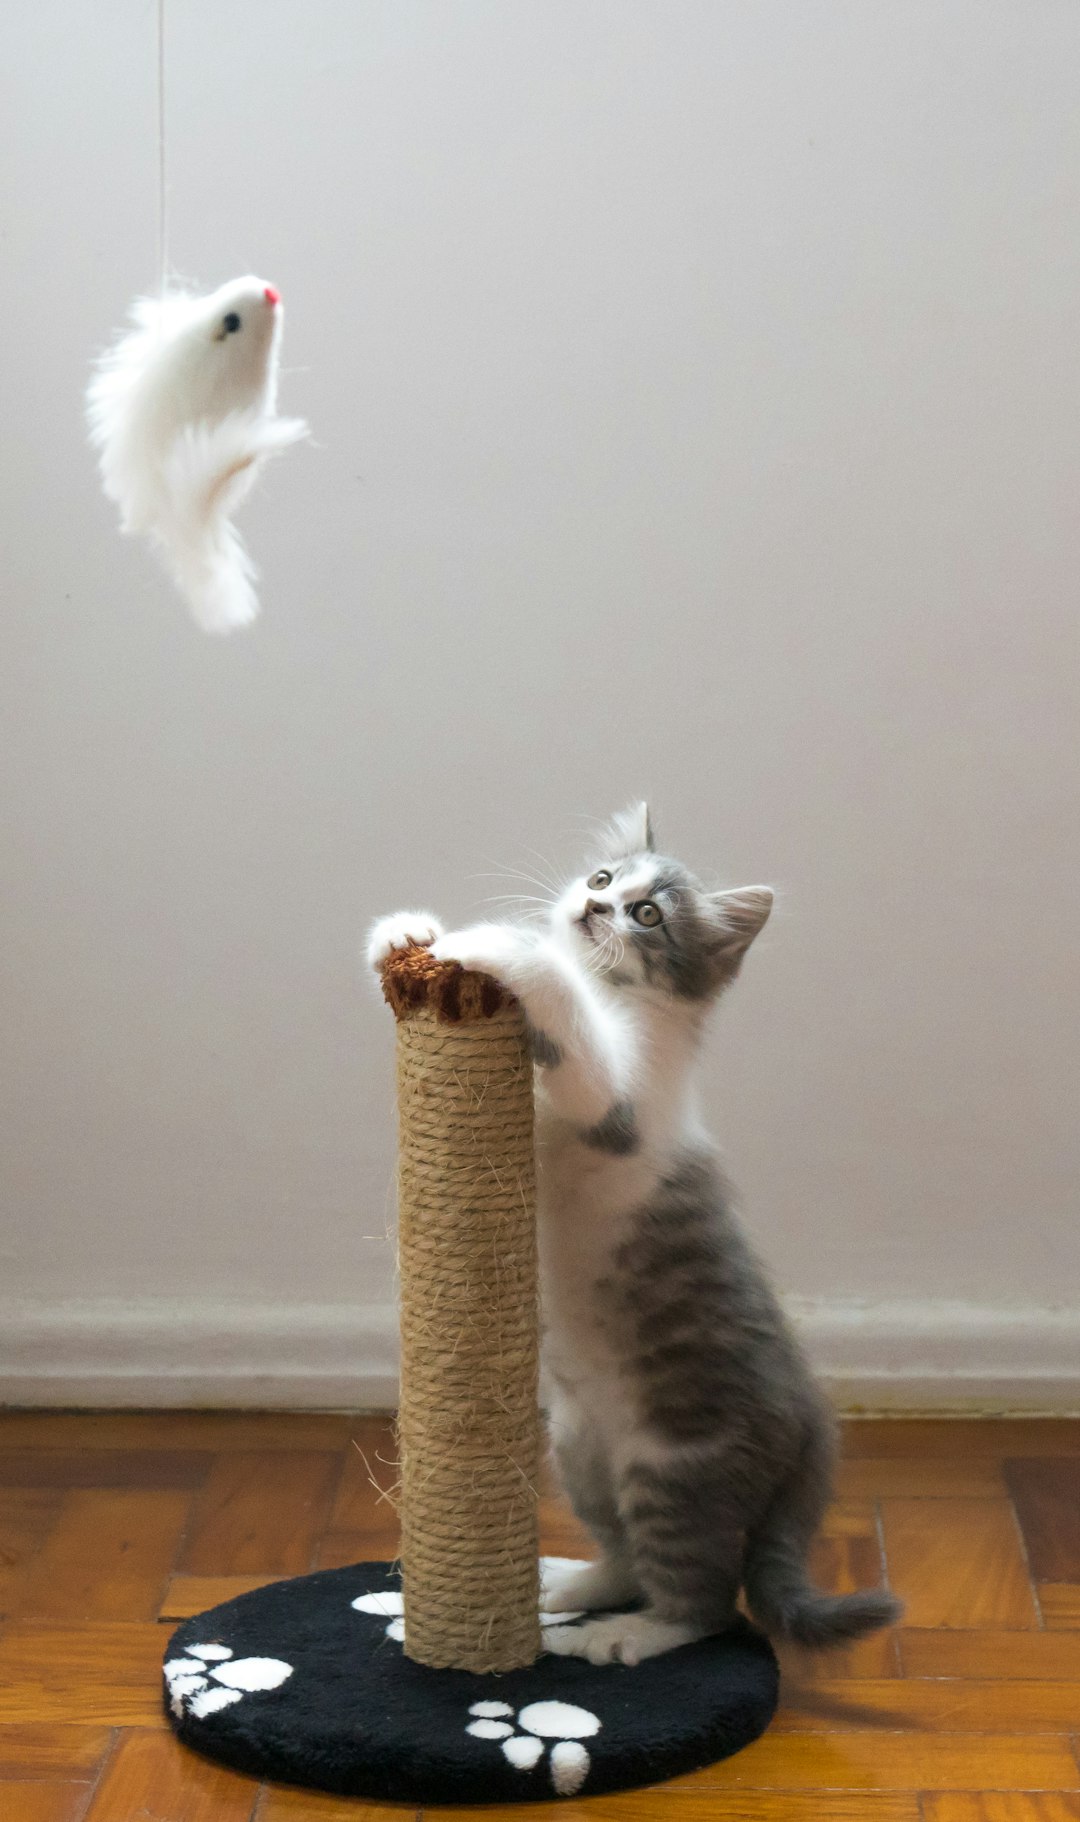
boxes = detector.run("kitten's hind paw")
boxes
[543,1612,703,1667]
[365,911,444,975]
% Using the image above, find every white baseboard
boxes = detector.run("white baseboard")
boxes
[792,1297,1080,1413]
[0,1299,399,1410]
[0,1295,1077,1412]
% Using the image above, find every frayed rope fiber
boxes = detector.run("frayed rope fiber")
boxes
[381,944,541,1673]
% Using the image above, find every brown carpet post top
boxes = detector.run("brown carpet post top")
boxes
[379,939,517,1024]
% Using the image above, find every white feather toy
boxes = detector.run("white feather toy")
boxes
[87,276,308,634]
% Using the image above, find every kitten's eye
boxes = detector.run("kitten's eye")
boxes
[587,870,612,890]
[632,901,663,927]
[222,311,242,334]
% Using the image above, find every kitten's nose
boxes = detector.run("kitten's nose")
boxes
[585,898,613,917]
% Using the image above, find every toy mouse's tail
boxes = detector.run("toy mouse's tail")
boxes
[743,1424,903,1647]
[159,411,307,634]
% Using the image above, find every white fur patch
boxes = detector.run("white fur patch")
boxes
[466,1719,514,1740]
[365,913,443,974]
[539,1555,590,1579]
[469,1701,514,1718]
[537,1557,590,1627]
[186,1642,233,1661]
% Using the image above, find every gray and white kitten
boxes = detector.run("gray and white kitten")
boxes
[367,804,901,1665]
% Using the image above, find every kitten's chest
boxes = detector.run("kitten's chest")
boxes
[535,1121,651,1388]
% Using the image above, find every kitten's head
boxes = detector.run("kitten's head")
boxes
[550,803,773,1001]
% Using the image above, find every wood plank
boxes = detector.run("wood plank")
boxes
[13,1488,192,1622]
[922,1798,1080,1822]
[773,1677,1080,1733]
[83,1726,258,1820]
[536,1455,598,1556]
[1040,1584,1080,1629]
[313,1531,399,1571]
[0,1723,114,1779]
[0,1449,212,1489]
[673,1731,1080,1791]
[0,1412,354,1452]
[777,1627,902,1681]
[0,1488,62,1615]
[328,1423,398,1531]
[880,1499,1038,1629]
[258,1788,422,1819]
[841,1420,1080,1460]
[0,1786,94,1822]
[900,1628,1080,1680]
[159,1573,282,1619]
[538,1496,595,1558]
[425,1796,921,1822]
[819,1501,879,1537]
[1004,1459,1080,1583]
[320,1425,401,1562]
[178,1451,340,1576]
[810,1519,885,1600]
[0,1624,167,1725]
[835,1457,1005,1499]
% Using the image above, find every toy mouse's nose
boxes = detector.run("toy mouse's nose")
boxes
[264,285,281,307]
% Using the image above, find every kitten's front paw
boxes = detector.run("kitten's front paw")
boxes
[543,1612,702,1667]
[429,923,534,985]
[365,911,444,976]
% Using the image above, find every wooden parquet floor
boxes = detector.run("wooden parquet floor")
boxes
[0,1411,1078,1819]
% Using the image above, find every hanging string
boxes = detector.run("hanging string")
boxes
[157,0,168,297]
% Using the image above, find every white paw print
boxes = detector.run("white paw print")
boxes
[466,1699,600,1795]
[351,1588,407,1641]
[164,1642,292,1720]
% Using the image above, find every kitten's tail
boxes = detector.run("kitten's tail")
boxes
[744,1554,902,1647]
[743,1428,903,1647]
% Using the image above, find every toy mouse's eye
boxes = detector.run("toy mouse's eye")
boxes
[222,312,242,334]
[632,901,662,927]
[587,870,612,890]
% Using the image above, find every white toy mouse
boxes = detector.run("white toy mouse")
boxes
[87,275,308,633]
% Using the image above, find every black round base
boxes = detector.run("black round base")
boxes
[164,1559,778,1805]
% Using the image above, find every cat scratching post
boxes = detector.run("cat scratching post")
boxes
[163,933,777,1805]
[380,941,541,1672]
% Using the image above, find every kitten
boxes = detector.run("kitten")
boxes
[367,805,901,1665]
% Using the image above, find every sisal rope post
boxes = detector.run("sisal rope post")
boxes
[380,942,541,1673]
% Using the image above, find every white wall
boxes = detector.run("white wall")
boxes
[2,1,1078,1407]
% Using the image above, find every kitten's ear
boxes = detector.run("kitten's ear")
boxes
[605,801,654,856]
[709,886,774,957]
